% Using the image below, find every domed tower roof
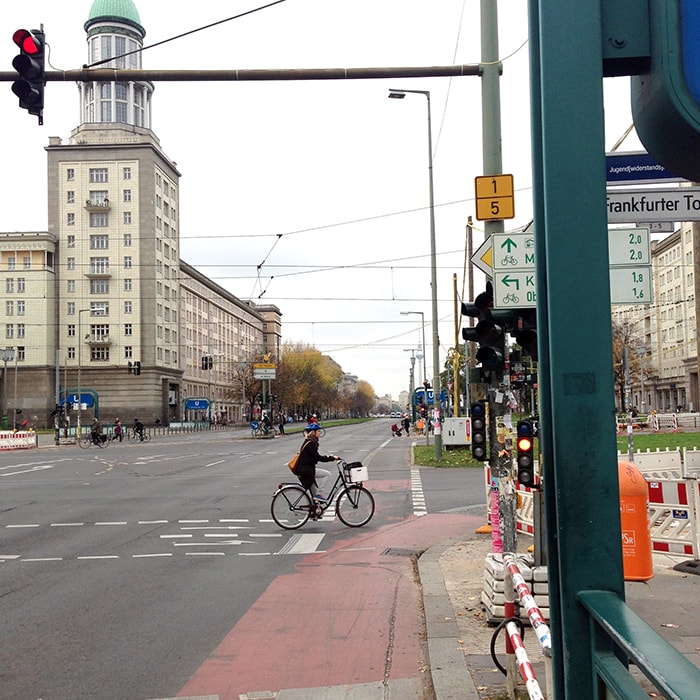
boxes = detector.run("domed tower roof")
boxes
[85,0,145,37]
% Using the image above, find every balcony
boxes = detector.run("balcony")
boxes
[85,335,112,346]
[84,198,111,212]
[85,267,112,278]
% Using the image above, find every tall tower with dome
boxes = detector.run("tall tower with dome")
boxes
[46,0,184,424]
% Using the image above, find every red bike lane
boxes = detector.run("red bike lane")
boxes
[177,511,483,699]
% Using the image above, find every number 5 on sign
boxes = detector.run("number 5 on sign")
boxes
[475,174,515,221]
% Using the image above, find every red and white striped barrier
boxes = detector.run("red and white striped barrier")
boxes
[504,620,546,700]
[647,478,700,557]
[503,553,552,655]
[0,431,37,450]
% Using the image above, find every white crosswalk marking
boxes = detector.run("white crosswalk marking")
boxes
[411,467,427,516]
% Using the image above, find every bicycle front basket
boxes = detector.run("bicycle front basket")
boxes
[348,464,368,483]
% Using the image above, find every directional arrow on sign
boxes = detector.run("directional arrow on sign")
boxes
[500,275,520,289]
[471,237,493,275]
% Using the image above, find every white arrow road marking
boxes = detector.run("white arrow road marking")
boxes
[275,533,325,555]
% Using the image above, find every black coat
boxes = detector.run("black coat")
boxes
[295,435,335,489]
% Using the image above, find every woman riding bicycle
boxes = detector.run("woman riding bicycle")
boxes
[295,422,338,505]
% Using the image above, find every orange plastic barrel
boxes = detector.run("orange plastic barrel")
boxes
[618,461,654,581]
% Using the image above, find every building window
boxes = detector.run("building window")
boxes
[67,235,75,248]
[124,212,131,224]
[67,168,75,181]
[5,279,13,293]
[89,168,109,183]
[17,324,25,339]
[90,212,109,227]
[89,324,109,341]
[68,324,76,337]
[17,301,25,316]
[67,213,75,226]
[67,302,75,315]
[22,257,30,270]
[123,189,131,202]
[67,191,75,203]
[88,190,109,205]
[6,324,13,339]
[17,278,25,293]
[67,347,75,359]
[90,235,109,249]
[125,346,133,359]
[124,301,132,314]
[124,278,132,292]
[67,258,75,271]
[124,256,132,269]
[90,346,110,362]
[124,233,132,247]
[17,346,25,362]
[67,280,75,293]
[90,302,109,316]
[90,257,109,274]
[124,323,133,336]
[5,301,13,316]
[123,167,131,180]
[90,279,110,294]
[7,257,15,270]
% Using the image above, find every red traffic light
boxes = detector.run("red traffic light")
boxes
[517,436,533,452]
[13,29,41,54]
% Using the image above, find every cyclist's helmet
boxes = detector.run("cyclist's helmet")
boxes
[306,422,321,431]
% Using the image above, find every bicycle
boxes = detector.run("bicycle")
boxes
[271,459,375,530]
[251,421,278,438]
[128,429,151,443]
[78,433,109,449]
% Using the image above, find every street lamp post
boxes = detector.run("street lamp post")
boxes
[391,88,442,458]
[1,347,16,430]
[77,308,92,438]
[400,311,426,388]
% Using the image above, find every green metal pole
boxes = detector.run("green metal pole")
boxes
[532,1,624,697]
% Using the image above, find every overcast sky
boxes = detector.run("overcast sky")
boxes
[2,0,642,401]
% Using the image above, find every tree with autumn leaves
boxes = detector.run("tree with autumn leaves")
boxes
[269,342,376,420]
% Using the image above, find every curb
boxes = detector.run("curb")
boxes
[419,538,481,700]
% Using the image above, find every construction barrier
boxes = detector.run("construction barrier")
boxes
[0,431,37,450]
[647,478,700,558]
[504,621,546,700]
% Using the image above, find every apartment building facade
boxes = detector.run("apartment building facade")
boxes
[0,0,280,428]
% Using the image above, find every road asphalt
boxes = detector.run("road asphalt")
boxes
[30,430,700,699]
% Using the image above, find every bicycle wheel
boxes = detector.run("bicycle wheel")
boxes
[142,433,151,443]
[97,436,109,448]
[78,436,92,449]
[336,485,375,527]
[271,485,313,530]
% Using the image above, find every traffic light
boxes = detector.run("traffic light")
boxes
[470,400,487,461]
[513,308,538,360]
[201,355,213,370]
[133,361,141,375]
[11,28,45,124]
[127,361,133,374]
[462,288,514,372]
[516,419,535,486]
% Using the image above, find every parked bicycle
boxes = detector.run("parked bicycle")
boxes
[271,459,375,529]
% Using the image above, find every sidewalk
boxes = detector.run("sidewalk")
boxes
[423,533,700,700]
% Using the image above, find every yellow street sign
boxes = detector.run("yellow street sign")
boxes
[475,174,515,221]
[254,362,276,369]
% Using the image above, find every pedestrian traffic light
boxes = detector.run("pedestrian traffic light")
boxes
[11,28,45,124]
[127,361,133,374]
[201,355,213,370]
[470,400,487,461]
[133,361,141,375]
[516,420,535,486]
